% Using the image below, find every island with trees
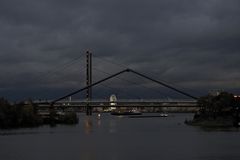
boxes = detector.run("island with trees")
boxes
[185,92,240,128]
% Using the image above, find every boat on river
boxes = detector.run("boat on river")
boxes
[111,109,142,116]
[159,113,168,117]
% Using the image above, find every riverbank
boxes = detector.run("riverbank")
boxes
[185,92,240,128]
[185,116,235,128]
[0,98,78,129]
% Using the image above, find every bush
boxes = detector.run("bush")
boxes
[0,98,42,128]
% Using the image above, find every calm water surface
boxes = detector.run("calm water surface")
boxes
[0,113,240,160]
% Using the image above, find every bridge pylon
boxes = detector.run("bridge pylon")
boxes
[86,50,92,115]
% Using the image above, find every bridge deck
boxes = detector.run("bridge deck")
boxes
[34,100,198,108]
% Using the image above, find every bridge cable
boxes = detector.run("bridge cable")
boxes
[33,54,85,82]
[51,68,197,105]
[51,69,130,104]
[92,68,143,99]
[128,69,198,100]
[93,54,201,97]
[92,67,167,99]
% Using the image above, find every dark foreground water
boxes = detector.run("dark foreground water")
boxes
[0,113,240,160]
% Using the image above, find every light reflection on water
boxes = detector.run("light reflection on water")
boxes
[0,113,240,160]
[84,116,93,134]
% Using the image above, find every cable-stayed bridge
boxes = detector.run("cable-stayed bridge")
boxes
[32,51,200,115]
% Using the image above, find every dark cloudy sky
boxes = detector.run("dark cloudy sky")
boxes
[1,0,240,101]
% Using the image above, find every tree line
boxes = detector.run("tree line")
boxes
[187,92,240,127]
[0,98,78,129]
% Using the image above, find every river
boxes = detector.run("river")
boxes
[0,113,240,160]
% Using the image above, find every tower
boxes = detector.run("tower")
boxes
[86,50,92,115]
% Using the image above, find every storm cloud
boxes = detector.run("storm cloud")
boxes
[0,0,240,100]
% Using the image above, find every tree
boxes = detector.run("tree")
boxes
[197,92,235,119]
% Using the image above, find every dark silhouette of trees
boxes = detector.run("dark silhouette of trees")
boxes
[0,98,78,129]
[0,98,42,128]
[187,92,240,127]
[197,92,236,119]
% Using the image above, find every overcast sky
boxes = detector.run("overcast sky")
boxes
[1,0,240,101]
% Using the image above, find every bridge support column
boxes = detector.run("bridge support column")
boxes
[86,50,92,115]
